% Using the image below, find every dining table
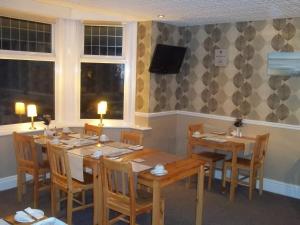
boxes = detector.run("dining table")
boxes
[34,131,205,225]
[187,133,256,201]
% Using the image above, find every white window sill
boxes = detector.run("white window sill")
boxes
[0,120,151,136]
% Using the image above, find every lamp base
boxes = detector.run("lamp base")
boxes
[29,117,36,130]
[99,114,104,127]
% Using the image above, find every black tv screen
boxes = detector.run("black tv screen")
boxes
[149,44,186,74]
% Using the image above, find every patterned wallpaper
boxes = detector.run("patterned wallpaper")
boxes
[136,18,300,125]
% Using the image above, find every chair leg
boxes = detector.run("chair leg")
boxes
[17,170,23,202]
[222,164,227,188]
[67,192,73,225]
[51,184,57,216]
[249,169,254,200]
[208,163,215,191]
[82,190,86,205]
[259,167,264,195]
[129,212,136,225]
[160,199,165,225]
[33,173,39,208]
[104,207,110,225]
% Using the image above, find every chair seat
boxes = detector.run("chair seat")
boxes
[192,152,225,162]
[72,172,93,192]
[38,160,50,173]
[225,157,260,169]
[108,189,153,215]
[136,189,153,208]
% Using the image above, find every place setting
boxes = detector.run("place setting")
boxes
[150,164,168,176]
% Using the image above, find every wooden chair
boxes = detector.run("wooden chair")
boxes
[188,124,225,190]
[102,158,164,225]
[222,133,270,200]
[84,123,102,136]
[47,143,93,225]
[121,131,143,145]
[13,132,50,208]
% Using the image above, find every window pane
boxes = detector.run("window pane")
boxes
[84,25,123,56]
[0,59,55,125]
[81,63,124,119]
[0,16,52,53]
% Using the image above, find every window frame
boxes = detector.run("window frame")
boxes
[83,24,124,58]
[0,16,56,132]
[79,22,135,127]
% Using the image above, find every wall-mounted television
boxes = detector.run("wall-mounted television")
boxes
[149,44,187,74]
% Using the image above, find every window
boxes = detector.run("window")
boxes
[0,17,54,126]
[84,25,123,56]
[81,24,126,121]
[0,59,55,125]
[80,63,124,119]
[0,16,51,53]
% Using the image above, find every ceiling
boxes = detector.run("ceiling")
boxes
[25,0,300,25]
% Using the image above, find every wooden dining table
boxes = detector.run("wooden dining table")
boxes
[120,149,205,225]
[34,134,205,225]
[187,134,255,201]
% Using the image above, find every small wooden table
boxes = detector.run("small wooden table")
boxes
[138,157,205,225]
[4,215,47,224]
[188,134,255,201]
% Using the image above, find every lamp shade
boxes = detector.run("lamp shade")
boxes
[27,104,37,117]
[97,101,107,114]
[15,102,25,115]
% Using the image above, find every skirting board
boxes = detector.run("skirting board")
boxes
[1,172,299,199]
[214,170,300,199]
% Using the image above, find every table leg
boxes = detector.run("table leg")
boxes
[93,163,101,225]
[152,180,162,225]
[229,150,238,201]
[196,165,204,225]
[186,143,193,188]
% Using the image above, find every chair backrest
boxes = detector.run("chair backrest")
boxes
[251,133,270,167]
[188,123,204,137]
[102,158,136,212]
[121,131,143,145]
[84,123,102,136]
[13,132,38,169]
[47,143,73,191]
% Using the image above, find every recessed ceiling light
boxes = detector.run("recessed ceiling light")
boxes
[158,15,165,18]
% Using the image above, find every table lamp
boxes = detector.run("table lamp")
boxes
[15,102,25,115]
[97,101,107,127]
[27,104,37,129]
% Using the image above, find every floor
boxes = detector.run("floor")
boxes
[0,180,299,225]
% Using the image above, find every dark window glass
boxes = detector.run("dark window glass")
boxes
[0,59,55,125]
[91,36,99,45]
[0,16,51,53]
[100,47,107,55]
[81,63,124,119]
[84,25,123,56]
[108,36,115,46]
[116,27,122,36]
[116,37,122,46]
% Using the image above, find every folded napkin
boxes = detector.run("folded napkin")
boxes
[0,219,11,225]
[67,152,84,182]
[14,211,35,223]
[131,161,152,173]
[32,217,67,225]
[91,150,103,159]
[24,207,44,220]
[128,145,143,151]
[203,137,227,143]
